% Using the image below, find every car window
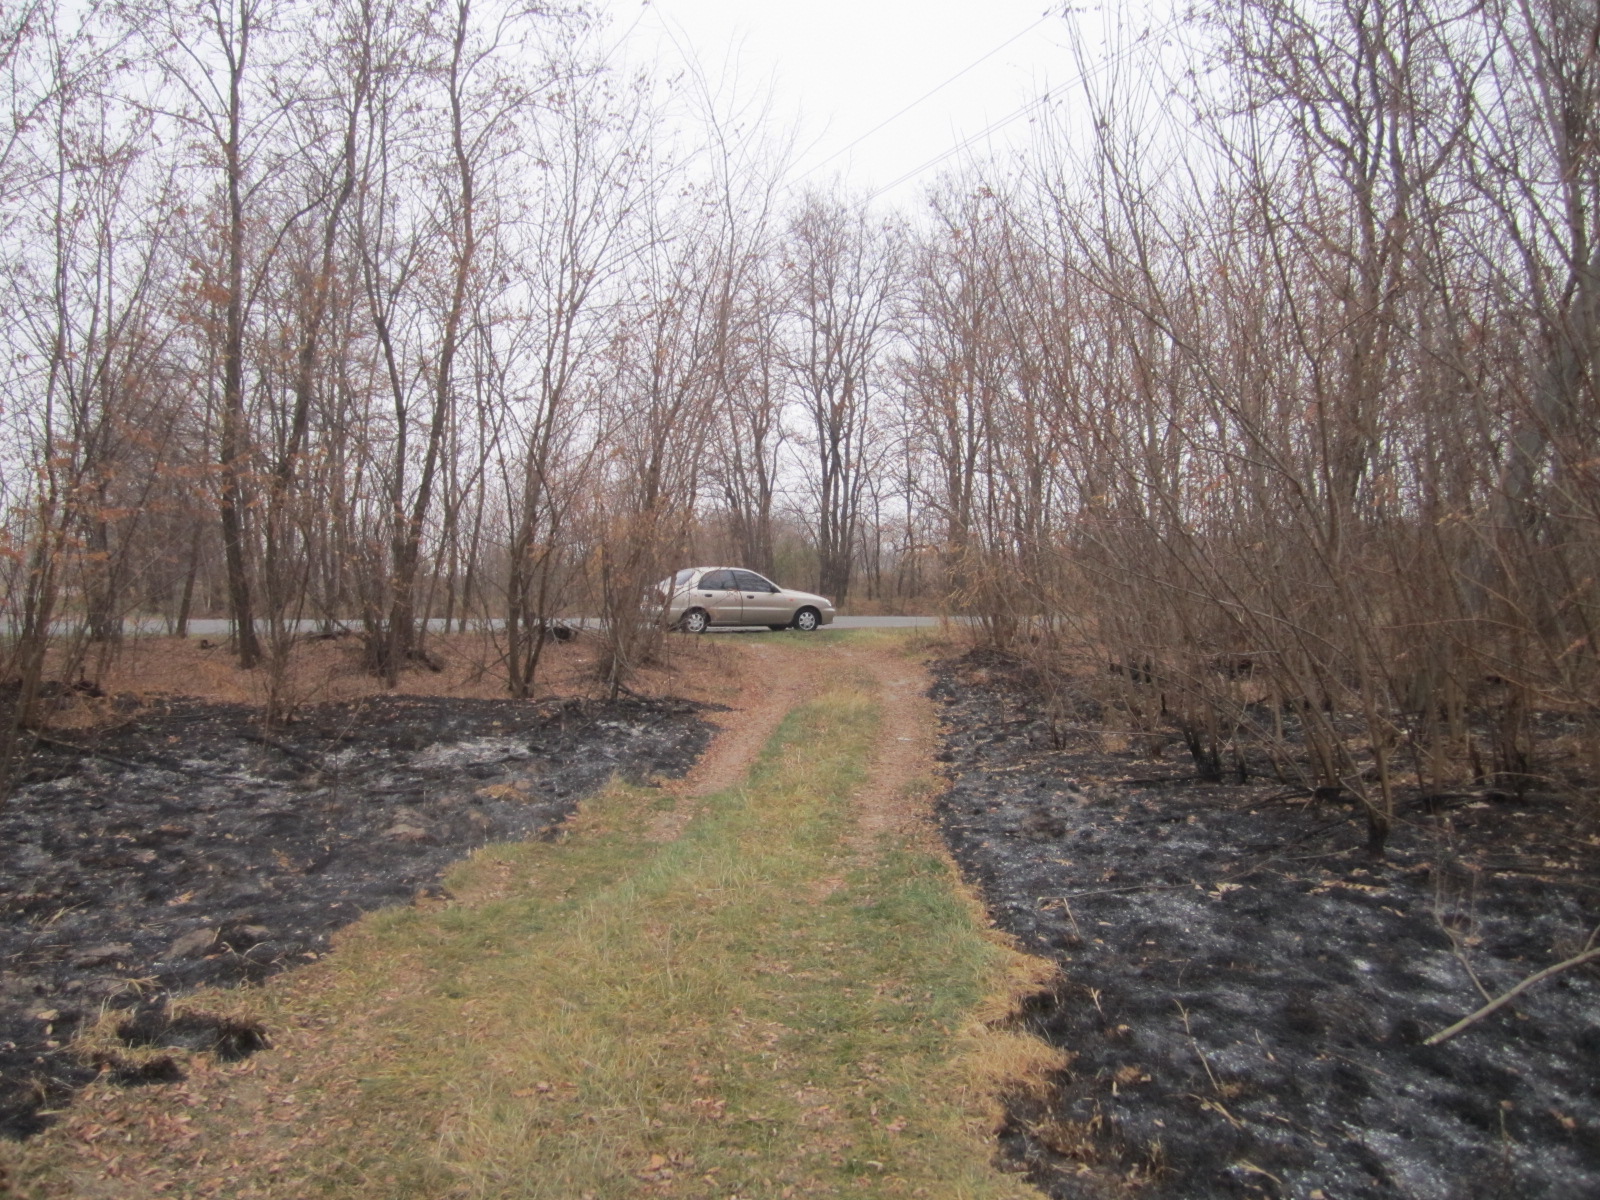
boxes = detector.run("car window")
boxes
[674,568,696,586]
[732,570,775,592]
[698,570,735,590]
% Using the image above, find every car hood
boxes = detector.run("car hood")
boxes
[782,590,833,609]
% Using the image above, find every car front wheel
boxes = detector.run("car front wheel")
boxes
[794,607,820,632]
[681,608,710,634]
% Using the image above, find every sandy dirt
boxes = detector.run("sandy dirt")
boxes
[854,652,942,844]
[648,638,961,895]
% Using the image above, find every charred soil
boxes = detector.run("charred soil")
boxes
[931,648,1600,1200]
[0,686,712,1139]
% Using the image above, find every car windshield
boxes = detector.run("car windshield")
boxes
[656,569,697,592]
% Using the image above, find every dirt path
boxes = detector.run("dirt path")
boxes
[660,637,957,871]
[646,636,947,852]
[853,649,943,846]
[11,632,1059,1199]
[645,641,835,841]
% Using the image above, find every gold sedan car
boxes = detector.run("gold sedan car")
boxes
[657,567,836,633]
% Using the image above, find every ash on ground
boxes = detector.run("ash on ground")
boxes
[931,649,1600,1200]
[0,691,712,1138]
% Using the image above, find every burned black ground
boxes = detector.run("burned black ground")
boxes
[0,690,712,1139]
[931,649,1600,1200]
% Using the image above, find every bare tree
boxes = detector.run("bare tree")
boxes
[593,193,729,695]
[0,4,183,777]
[711,268,786,576]
[500,44,645,698]
[781,193,901,605]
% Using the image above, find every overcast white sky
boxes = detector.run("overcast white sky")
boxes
[599,1,1177,210]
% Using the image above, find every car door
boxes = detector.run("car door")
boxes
[691,569,742,625]
[731,570,785,624]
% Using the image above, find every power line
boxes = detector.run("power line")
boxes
[863,14,1184,203]
[791,11,1056,184]
[865,92,1059,201]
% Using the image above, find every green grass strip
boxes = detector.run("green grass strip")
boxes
[20,668,1040,1200]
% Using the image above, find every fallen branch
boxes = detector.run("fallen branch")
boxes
[24,732,148,774]
[1426,935,1600,1046]
[27,730,256,784]
[239,732,329,774]
[1055,881,1193,900]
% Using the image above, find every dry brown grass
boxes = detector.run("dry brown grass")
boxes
[32,628,750,732]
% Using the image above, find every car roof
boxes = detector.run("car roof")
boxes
[684,567,785,583]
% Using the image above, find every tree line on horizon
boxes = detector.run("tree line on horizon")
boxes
[2,0,1596,842]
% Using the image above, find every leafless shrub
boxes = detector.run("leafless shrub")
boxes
[896,0,1599,854]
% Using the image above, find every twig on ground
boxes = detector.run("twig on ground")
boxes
[27,730,257,784]
[1053,854,1283,901]
[1236,1160,1284,1187]
[1229,788,1313,809]
[239,732,329,774]
[1177,1000,1244,1129]
[1106,774,1202,787]
[1450,937,1495,1005]
[1432,866,1494,1003]
[1060,895,1083,939]
[1426,927,1600,1046]
[1240,817,1353,850]
[1055,881,1193,900]
[1177,999,1223,1091]
[23,732,149,774]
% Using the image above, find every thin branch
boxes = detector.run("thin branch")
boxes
[1426,933,1600,1046]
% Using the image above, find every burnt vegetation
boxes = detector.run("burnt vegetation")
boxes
[0,679,712,1138]
[0,0,1597,1190]
[935,649,1599,1198]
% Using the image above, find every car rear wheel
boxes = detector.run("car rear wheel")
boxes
[681,608,710,634]
[794,607,820,632]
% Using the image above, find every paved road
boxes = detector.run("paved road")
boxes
[111,615,946,637]
[832,615,943,628]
